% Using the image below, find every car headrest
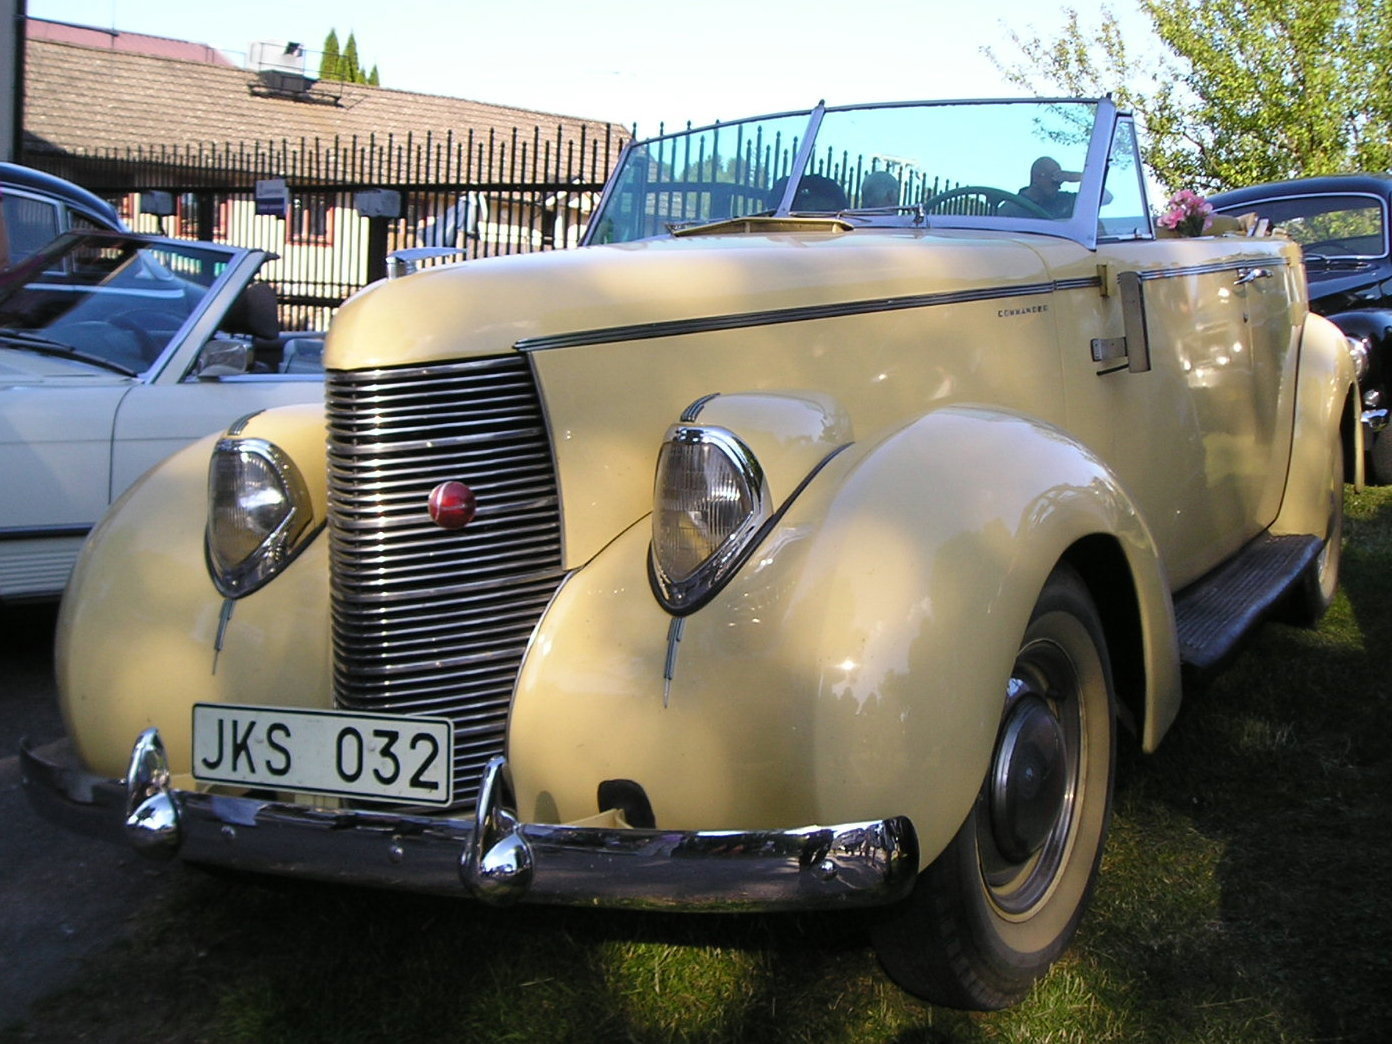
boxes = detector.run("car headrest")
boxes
[221,281,280,341]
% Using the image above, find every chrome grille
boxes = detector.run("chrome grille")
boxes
[326,354,564,810]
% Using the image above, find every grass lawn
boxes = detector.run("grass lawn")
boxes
[5,485,1390,1043]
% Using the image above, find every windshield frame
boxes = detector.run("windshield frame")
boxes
[584,97,1123,250]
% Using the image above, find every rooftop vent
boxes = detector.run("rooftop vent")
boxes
[246,40,340,104]
[248,40,306,76]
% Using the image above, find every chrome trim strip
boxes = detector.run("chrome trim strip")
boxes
[22,736,919,912]
[680,392,721,423]
[1132,257,1290,282]
[514,279,1101,353]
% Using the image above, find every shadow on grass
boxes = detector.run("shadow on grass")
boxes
[1075,486,1392,1043]
[6,868,978,1043]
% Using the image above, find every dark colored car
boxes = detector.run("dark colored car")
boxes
[1,162,127,267]
[1211,175,1392,480]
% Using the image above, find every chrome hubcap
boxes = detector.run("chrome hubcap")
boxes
[979,640,1081,915]
[990,694,1067,863]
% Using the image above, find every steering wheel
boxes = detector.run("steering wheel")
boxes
[106,309,184,362]
[921,185,1052,219]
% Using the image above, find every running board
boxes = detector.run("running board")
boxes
[1173,533,1321,674]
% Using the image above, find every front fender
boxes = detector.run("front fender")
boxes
[509,406,1178,868]
[56,404,332,781]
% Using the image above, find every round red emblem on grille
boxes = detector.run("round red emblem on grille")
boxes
[428,481,477,530]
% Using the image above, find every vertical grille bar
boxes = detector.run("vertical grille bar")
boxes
[325,354,564,810]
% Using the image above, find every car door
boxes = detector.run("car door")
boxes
[1056,238,1300,589]
[109,372,323,496]
[1050,119,1301,589]
[0,372,130,529]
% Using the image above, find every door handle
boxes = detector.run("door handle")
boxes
[1234,267,1271,285]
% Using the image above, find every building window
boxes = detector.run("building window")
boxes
[176,193,200,238]
[288,194,334,245]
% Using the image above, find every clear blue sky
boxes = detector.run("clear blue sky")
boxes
[28,0,1152,135]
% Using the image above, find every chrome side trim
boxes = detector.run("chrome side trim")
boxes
[22,736,919,913]
[1131,257,1290,282]
[513,279,1102,353]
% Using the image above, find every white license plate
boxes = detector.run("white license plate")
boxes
[192,704,454,806]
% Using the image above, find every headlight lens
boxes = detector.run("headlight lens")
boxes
[650,425,769,612]
[1346,335,1371,383]
[206,437,314,597]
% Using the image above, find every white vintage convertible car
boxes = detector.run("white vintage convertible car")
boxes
[0,232,323,600]
[24,99,1354,1010]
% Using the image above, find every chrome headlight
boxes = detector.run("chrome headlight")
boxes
[650,425,770,613]
[206,437,314,598]
[1346,335,1371,383]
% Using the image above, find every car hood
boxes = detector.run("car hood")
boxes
[1305,265,1387,309]
[326,229,1063,370]
[325,228,1074,569]
[0,347,133,385]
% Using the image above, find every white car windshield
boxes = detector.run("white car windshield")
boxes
[0,233,235,376]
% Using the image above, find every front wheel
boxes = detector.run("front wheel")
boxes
[873,564,1116,1010]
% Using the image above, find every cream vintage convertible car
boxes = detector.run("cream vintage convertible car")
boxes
[24,98,1354,1010]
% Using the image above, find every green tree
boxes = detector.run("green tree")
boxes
[342,32,362,83]
[990,0,1392,192]
[318,29,341,82]
[318,29,380,85]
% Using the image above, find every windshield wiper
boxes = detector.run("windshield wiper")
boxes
[1302,252,1373,270]
[0,328,139,377]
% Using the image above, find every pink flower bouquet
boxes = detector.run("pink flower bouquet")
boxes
[1157,189,1214,237]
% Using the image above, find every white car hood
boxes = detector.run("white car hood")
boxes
[0,347,134,386]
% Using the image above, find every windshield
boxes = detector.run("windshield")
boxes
[0,234,234,375]
[588,99,1114,245]
[1216,193,1388,260]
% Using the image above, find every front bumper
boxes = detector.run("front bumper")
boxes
[21,729,918,912]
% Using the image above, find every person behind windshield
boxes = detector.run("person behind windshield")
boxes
[771,173,848,212]
[860,171,900,209]
[1001,156,1082,219]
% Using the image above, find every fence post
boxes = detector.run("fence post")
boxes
[366,215,390,284]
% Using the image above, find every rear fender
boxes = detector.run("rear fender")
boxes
[1274,313,1357,536]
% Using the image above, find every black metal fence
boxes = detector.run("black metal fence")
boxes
[25,123,627,330]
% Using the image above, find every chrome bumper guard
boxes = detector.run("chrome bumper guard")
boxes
[21,729,919,912]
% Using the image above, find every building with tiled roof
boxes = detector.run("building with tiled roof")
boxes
[19,18,629,323]
[23,19,625,182]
